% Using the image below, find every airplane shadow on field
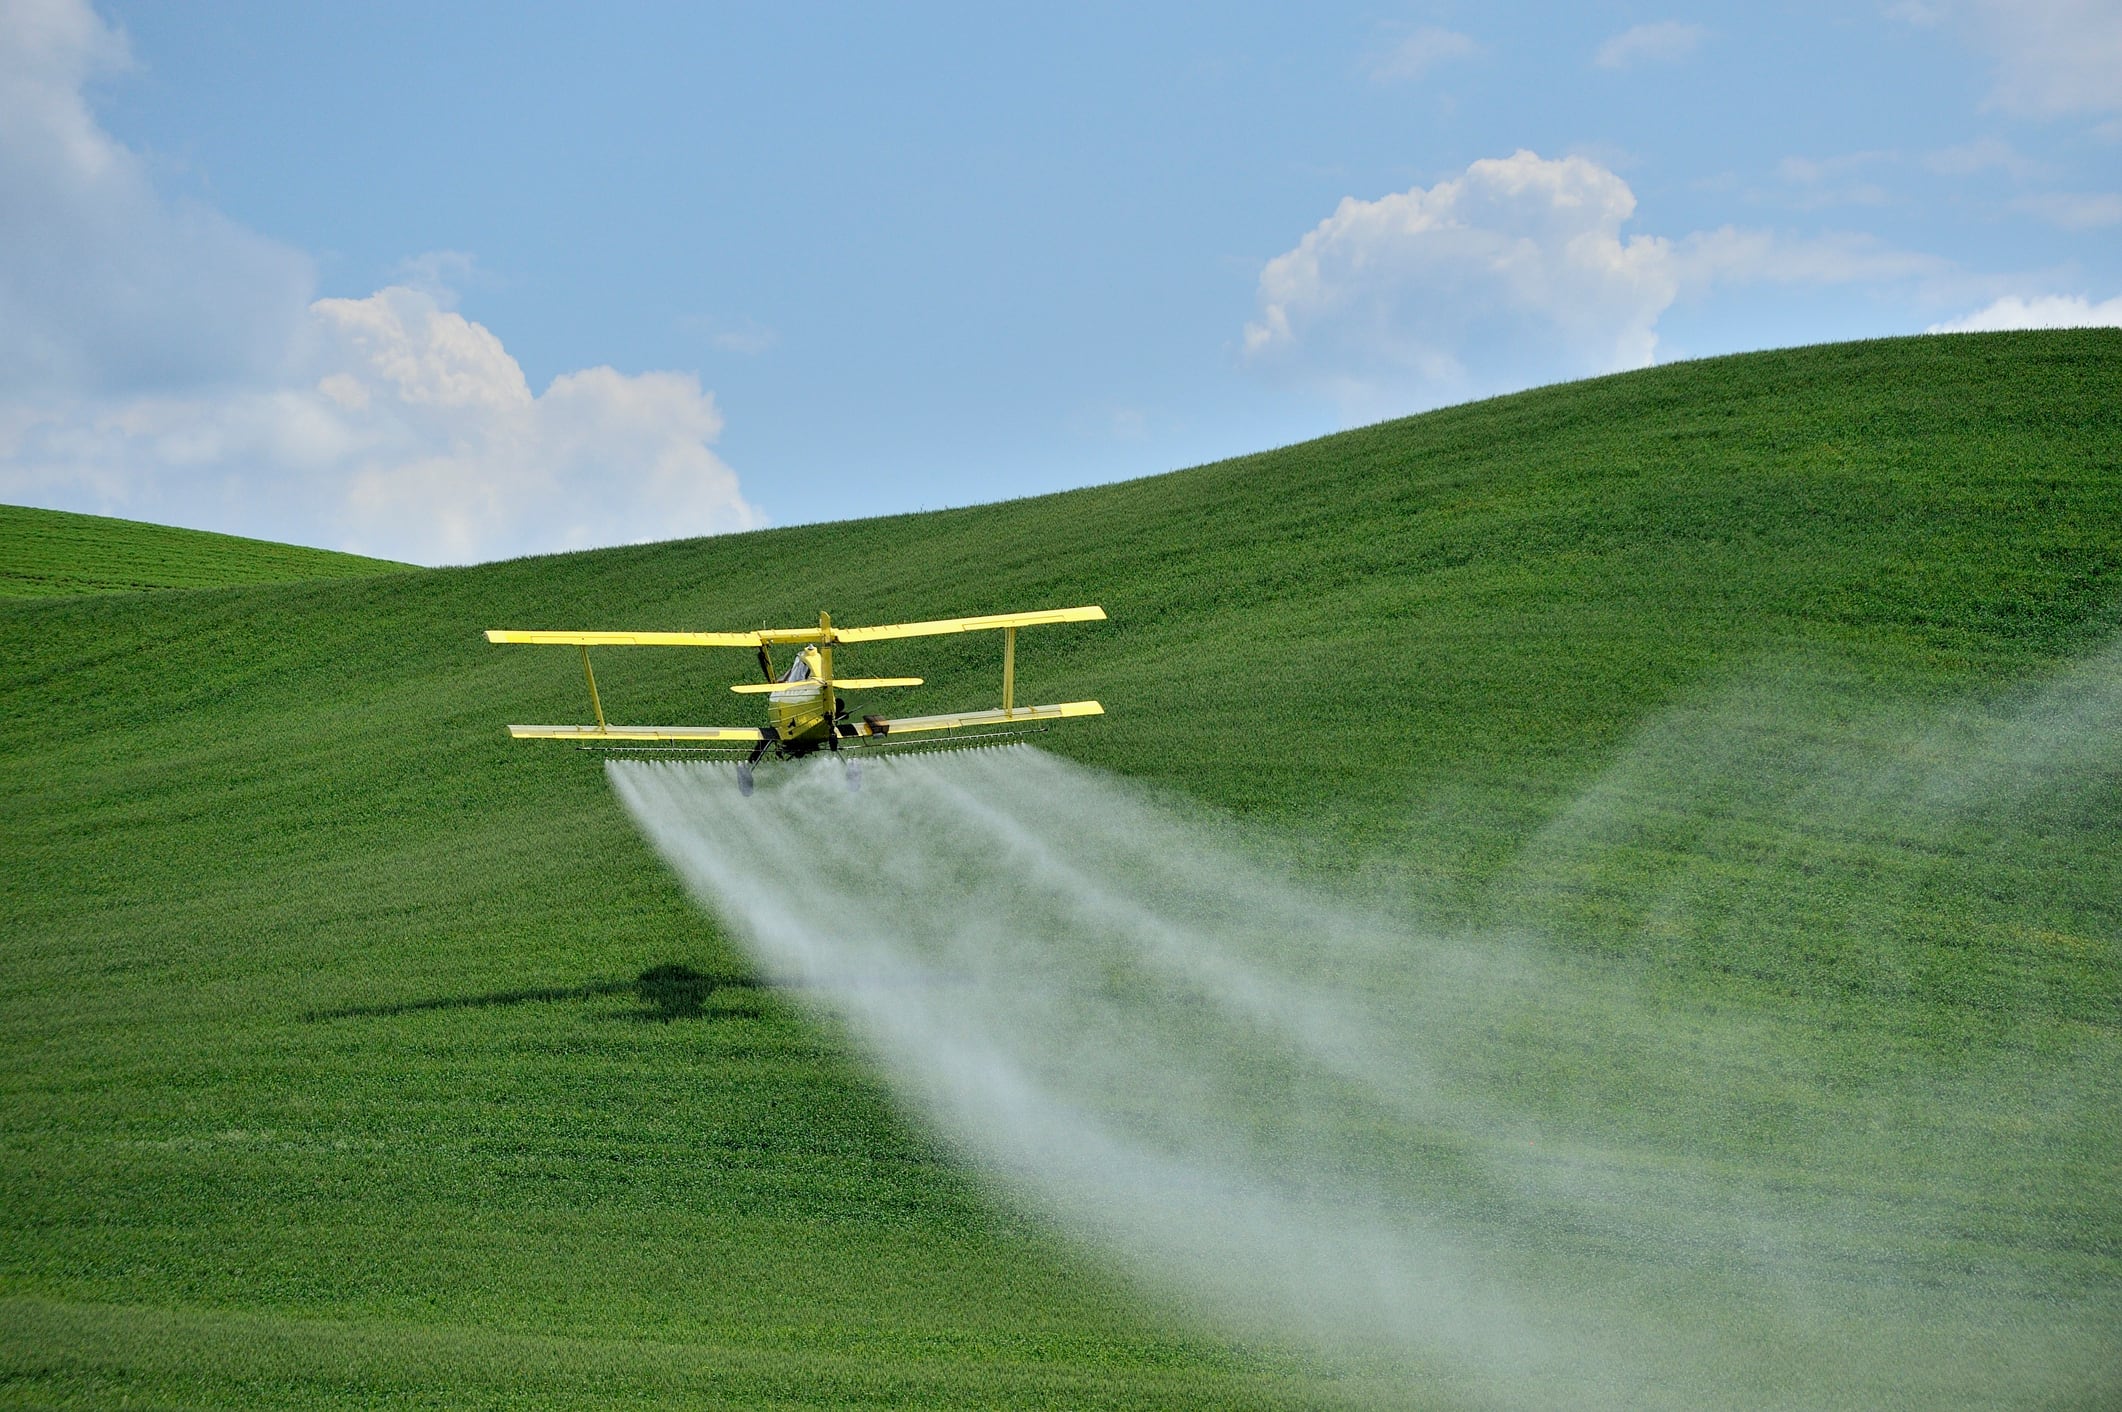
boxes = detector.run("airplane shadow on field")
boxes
[305,963,774,1024]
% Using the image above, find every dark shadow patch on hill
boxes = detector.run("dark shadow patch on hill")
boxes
[630,962,772,1022]
[305,963,773,1024]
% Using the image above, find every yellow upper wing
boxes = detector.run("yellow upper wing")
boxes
[487,608,1103,648]
[833,605,1106,643]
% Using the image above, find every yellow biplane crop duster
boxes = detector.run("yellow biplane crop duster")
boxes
[485,605,1105,794]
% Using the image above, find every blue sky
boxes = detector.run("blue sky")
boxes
[3,0,2117,563]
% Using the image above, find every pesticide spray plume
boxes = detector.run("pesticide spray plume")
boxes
[609,643,2122,1409]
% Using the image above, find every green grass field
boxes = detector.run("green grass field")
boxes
[0,504,409,597]
[1,329,2116,1407]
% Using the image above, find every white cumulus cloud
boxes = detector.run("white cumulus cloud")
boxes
[1593,21,1708,69]
[1244,150,1950,417]
[0,0,761,565]
[1243,152,1678,414]
[3,287,762,564]
[1925,293,2122,331]
[0,0,312,396]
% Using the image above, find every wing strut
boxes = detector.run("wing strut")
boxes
[819,610,838,752]
[1002,626,1015,716]
[579,647,607,732]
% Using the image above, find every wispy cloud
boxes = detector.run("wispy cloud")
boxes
[677,313,779,355]
[1923,136,2045,178]
[1365,25,1480,82]
[390,249,483,304]
[1593,21,1708,69]
[1891,0,2122,117]
[2011,191,2122,229]
[1671,226,1951,288]
[1775,150,1897,207]
[1974,0,2122,117]
[1778,151,1896,184]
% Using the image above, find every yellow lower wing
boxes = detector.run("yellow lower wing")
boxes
[864,700,1103,736]
[502,700,1100,743]
[506,724,766,741]
[485,630,759,647]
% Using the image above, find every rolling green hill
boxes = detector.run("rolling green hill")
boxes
[1,330,2117,1408]
[0,503,410,597]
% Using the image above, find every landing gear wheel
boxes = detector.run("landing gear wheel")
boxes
[737,736,772,797]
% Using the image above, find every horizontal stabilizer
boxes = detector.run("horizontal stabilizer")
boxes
[729,676,922,694]
[487,630,760,647]
[507,724,767,741]
[864,700,1103,736]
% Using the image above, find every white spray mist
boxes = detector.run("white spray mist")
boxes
[608,646,2121,1410]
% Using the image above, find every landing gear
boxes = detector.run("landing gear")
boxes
[825,693,863,791]
[737,735,773,797]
